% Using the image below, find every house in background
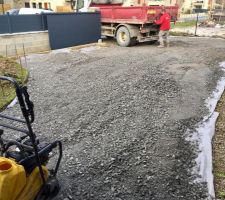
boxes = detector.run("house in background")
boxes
[2,0,74,11]
[2,0,222,14]
[27,0,72,11]
[4,0,28,9]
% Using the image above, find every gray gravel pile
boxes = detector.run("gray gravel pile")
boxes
[2,37,225,200]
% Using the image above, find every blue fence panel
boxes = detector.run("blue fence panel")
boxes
[47,13,101,50]
[10,15,45,33]
[0,12,101,50]
[0,14,47,34]
[0,15,10,34]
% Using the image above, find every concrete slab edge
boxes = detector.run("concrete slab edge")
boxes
[0,31,48,36]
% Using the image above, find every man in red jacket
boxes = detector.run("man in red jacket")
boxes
[154,8,171,48]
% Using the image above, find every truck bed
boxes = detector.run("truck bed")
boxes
[90,4,178,24]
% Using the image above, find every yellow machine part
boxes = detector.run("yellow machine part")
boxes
[0,157,26,200]
[0,157,49,200]
[16,166,49,200]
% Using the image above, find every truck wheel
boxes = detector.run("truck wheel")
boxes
[116,26,134,47]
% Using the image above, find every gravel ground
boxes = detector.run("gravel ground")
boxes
[3,37,225,200]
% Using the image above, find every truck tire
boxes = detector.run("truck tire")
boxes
[116,26,135,47]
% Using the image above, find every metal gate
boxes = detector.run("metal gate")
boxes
[47,13,101,50]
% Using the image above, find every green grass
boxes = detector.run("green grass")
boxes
[169,31,194,36]
[214,166,225,199]
[171,21,197,29]
[218,191,225,198]
[215,171,225,179]
[0,56,28,110]
[0,86,17,110]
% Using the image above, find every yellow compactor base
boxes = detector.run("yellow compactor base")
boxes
[0,157,49,200]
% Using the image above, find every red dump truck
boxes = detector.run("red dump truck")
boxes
[90,3,178,46]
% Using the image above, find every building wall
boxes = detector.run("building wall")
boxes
[182,0,193,12]
[178,0,211,13]
[4,0,29,9]
[4,0,72,11]
[0,31,50,56]
[164,0,177,5]
[4,0,13,8]
[28,0,71,11]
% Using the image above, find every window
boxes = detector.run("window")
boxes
[77,0,84,10]
[32,2,36,8]
[44,2,48,9]
[195,5,202,9]
[39,2,42,8]
[25,2,30,7]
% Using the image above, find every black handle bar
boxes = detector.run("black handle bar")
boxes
[0,76,46,184]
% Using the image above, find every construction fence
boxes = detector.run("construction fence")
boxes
[178,13,209,22]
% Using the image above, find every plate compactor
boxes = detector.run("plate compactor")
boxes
[0,76,62,200]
